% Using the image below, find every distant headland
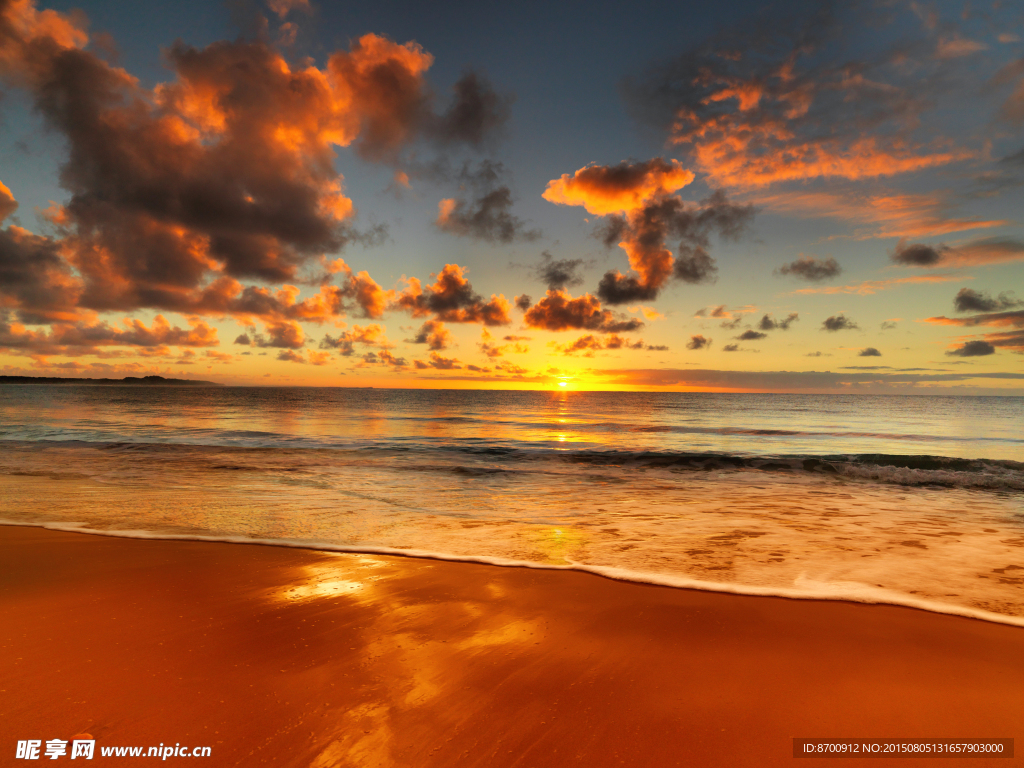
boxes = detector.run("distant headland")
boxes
[0,375,222,386]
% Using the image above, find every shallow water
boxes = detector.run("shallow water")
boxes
[1,386,1022,623]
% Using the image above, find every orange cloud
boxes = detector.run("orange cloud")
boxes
[923,311,1024,328]
[395,264,511,325]
[544,160,751,304]
[522,289,644,333]
[542,158,694,215]
[0,313,219,356]
[794,274,965,296]
[408,319,452,350]
[757,190,1008,240]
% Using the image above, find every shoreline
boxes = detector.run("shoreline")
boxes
[2,525,1023,766]
[4,518,1023,630]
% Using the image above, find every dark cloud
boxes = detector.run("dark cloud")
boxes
[514,294,532,312]
[880,321,898,331]
[891,239,949,266]
[532,251,587,291]
[522,289,644,333]
[0,223,83,323]
[320,324,391,355]
[431,71,513,148]
[553,333,655,356]
[722,344,740,352]
[250,321,305,349]
[719,316,742,330]
[672,245,718,285]
[686,334,711,350]
[395,264,511,325]
[736,330,767,341]
[822,314,858,331]
[758,312,799,331]
[407,319,452,350]
[954,288,1023,313]
[925,310,1024,329]
[594,190,751,304]
[0,311,219,355]
[544,159,751,304]
[435,161,540,243]
[414,352,461,370]
[858,347,882,357]
[774,256,841,282]
[946,340,996,357]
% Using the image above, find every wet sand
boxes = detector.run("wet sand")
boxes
[1,526,1021,766]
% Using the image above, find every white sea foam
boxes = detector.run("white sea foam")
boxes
[4,518,1023,630]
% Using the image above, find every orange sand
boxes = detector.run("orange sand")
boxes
[1,526,1021,766]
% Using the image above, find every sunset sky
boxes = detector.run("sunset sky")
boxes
[1,0,1023,392]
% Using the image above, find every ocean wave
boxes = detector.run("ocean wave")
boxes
[2,519,1022,629]
[4,437,1023,491]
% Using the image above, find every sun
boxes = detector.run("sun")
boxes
[558,381,568,387]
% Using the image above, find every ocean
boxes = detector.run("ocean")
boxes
[1,385,1022,624]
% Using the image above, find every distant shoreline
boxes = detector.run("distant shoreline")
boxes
[0,375,221,386]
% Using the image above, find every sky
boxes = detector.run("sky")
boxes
[1,0,1023,392]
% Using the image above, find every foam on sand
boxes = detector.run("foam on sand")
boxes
[4,519,1023,629]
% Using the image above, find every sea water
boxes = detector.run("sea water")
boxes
[1,385,1022,623]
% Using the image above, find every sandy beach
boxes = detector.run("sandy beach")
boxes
[1,525,1021,767]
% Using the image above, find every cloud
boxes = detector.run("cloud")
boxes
[722,344,740,352]
[552,333,664,356]
[532,251,587,291]
[0,181,16,222]
[936,36,987,59]
[430,71,513,147]
[435,160,539,243]
[756,190,1007,240]
[545,159,752,304]
[822,314,858,331]
[888,237,1024,268]
[924,310,1024,329]
[265,0,311,19]
[542,158,694,215]
[414,351,461,370]
[794,274,962,296]
[946,340,995,357]
[0,312,219,355]
[407,319,452,350]
[775,256,841,282]
[891,239,947,266]
[858,347,882,357]
[596,367,1024,391]
[992,57,1024,124]
[0,222,84,323]
[736,330,767,341]
[623,3,974,191]
[686,334,711,350]
[757,313,799,330]
[320,323,392,355]
[358,349,408,370]
[247,320,305,349]
[522,289,644,333]
[276,349,305,363]
[478,328,527,358]
[954,288,1023,313]
[395,264,511,325]
[0,0,524,361]
[436,189,539,244]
